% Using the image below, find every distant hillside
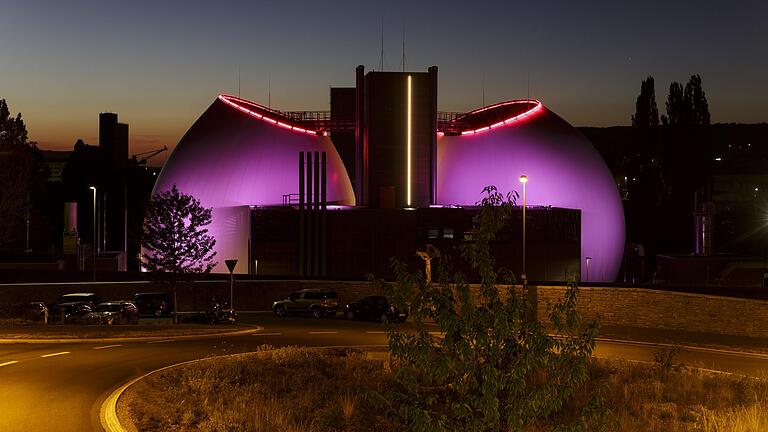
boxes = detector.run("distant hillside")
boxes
[578,123,768,174]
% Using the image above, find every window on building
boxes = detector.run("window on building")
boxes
[443,228,454,239]
[428,228,439,239]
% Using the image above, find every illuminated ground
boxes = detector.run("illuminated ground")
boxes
[0,315,767,432]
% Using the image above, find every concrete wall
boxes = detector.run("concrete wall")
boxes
[535,285,768,339]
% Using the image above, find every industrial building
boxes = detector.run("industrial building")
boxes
[153,66,624,282]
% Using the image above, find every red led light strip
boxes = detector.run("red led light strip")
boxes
[218,94,321,136]
[439,100,543,136]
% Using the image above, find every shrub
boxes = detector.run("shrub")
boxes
[378,186,605,431]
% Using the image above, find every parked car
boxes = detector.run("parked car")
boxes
[272,289,339,318]
[49,293,102,309]
[15,302,48,322]
[48,302,93,324]
[84,301,139,325]
[343,296,408,323]
[132,292,173,317]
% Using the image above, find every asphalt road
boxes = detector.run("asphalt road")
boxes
[1,314,767,432]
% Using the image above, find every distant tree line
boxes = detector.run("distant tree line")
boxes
[613,73,715,282]
[632,74,710,128]
[0,99,48,250]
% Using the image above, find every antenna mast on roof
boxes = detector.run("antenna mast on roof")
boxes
[379,17,384,71]
[268,73,271,109]
[401,23,406,72]
[482,74,486,106]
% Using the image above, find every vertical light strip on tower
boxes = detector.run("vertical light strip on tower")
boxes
[407,75,412,207]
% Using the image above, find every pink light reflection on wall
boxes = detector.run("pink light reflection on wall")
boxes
[152,96,355,273]
[436,104,625,282]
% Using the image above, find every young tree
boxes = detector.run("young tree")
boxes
[378,186,604,432]
[631,76,659,128]
[142,185,217,322]
[141,184,217,275]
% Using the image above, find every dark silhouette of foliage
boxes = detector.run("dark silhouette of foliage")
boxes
[664,75,710,127]
[664,82,686,127]
[0,99,45,248]
[141,184,217,275]
[684,74,710,127]
[632,76,659,128]
[376,186,605,432]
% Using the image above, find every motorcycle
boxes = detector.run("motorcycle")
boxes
[207,300,237,324]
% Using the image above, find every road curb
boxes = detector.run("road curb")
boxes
[592,336,768,360]
[99,344,388,432]
[0,326,260,344]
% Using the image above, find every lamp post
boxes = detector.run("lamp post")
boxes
[89,186,96,281]
[519,175,528,286]
[585,256,592,283]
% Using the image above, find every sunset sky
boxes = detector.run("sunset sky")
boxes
[1,0,766,164]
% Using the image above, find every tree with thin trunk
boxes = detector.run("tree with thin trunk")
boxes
[142,185,217,320]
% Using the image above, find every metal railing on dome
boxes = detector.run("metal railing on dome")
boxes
[280,110,472,135]
[282,194,301,206]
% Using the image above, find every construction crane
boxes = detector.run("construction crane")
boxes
[130,146,167,166]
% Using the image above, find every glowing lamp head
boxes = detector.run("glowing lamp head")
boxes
[89,186,96,191]
[519,175,528,184]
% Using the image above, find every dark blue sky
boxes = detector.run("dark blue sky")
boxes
[1,0,766,156]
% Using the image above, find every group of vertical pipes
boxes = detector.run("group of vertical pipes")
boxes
[298,151,327,276]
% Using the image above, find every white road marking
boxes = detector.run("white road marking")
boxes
[252,332,282,336]
[93,344,122,350]
[308,331,338,335]
[147,339,175,344]
[366,331,386,334]
[0,361,19,367]
[41,351,70,358]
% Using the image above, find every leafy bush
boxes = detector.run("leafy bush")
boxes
[378,186,605,431]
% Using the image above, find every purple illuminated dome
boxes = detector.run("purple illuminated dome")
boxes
[436,101,625,282]
[153,95,355,273]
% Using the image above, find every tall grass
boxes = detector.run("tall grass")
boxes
[122,347,768,432]
[122,346,402,432]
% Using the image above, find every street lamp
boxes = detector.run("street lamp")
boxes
[89,186,96,281]
[519,175,527,286]
[585,256,592,283]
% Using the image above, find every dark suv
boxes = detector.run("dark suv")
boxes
[343,295,408,323]
[272,289,339,318]
[132,292,173,317]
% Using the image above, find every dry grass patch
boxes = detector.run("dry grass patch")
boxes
[121,347,768,432]
[121,346,402,432]
[585,359,768,432]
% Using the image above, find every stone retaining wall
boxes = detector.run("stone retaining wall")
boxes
[535,285,768,339]
[3,280,767,339]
